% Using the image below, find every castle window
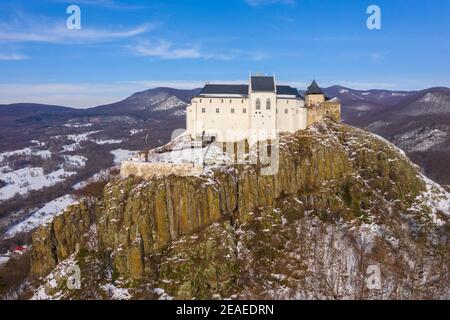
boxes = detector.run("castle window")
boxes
[266,99,271,110]
[230,99,232,104]
[210,99,212,103]
[285,109,288,114]
[221,99,224,103]
[241,100,244,104]
[243,108,247,113]
[287,100,289,104]
[231,108,235,113]
[202,108,206,113]
[216,108,220,113]
[256,98,261,110]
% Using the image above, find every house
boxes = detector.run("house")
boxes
[186,75,340,143]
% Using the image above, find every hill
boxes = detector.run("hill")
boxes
[24,121,449,300]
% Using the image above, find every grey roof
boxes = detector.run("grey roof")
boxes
[251,76,275,92]
[200,84,248,95]
[305,80,324,95]
[197,80,300,97]
[276,85,300,97]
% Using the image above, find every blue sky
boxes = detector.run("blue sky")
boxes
[0,0,449,107]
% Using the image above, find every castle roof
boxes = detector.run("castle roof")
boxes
[250,76,275,92]
[198,77,300,98]
[276,85,301,97]
[305,80,324,95]
[200,84,248,96]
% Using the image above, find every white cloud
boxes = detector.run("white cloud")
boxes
[0,53,28,61]
[245,0,295,7]
[0,11,153,44]
[369,51,390,62]
[0,23,153,44]
[132,40,234,60]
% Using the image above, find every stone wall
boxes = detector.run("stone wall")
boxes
[306,101,340,127]
[120,161,204,179]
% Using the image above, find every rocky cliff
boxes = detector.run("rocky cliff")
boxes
[29,121,450,299]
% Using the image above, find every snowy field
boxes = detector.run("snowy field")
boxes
[0,255,9,266]
[0,147,51,163]
[4,195,77,238]
[0,167,76,201]
[111,149,137,165]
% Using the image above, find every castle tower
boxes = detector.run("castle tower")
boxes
[305,80,325,107]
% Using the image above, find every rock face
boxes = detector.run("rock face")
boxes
[29,121,450,299]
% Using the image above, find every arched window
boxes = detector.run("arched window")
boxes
[256,98,261,110]
[266,99,271,110]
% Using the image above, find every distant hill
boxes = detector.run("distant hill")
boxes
[90,87,201,118]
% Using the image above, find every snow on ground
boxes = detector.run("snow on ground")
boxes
[0,255,9,266]
[0,167,76,201]
[171,109,186,116]
[100,284,132,300]
[32,254,77,300]
[0,165,10,174]
[61,130,102,152]
[149,144,230,165]
[72,168,116,190]
[0,147,51,163]
[143,132,231,166]
[130,129,143,136]
[62,155,87,168]
[64,123,92,128]
[94,139,123,145]
[111,149,136,165]
[150,93,186,111]
[394,128,447,152]
[67,131,101,143]
[413,174,450,223]
[4,195,77,238]
[371,131,408,158]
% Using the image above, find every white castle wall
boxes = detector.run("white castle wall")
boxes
[120,161,203,179]
[187,94,308,143]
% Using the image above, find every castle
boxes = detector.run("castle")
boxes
[121,76,341,179]
[186,75,340,143]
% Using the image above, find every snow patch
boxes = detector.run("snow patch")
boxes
[111,149,136,165]
[101,283,132,300]
[4,195,77,237]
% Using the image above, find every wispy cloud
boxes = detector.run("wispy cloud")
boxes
[369,51,390,62]
[48,0,144,10]
[245,0,295,7]
[0,53,28,61]
[0,11,153,44]
[0,23,153,44]
[132,40,234,60]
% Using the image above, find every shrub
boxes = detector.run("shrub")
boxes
[0,251,31,298]
[73,179,108,199]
